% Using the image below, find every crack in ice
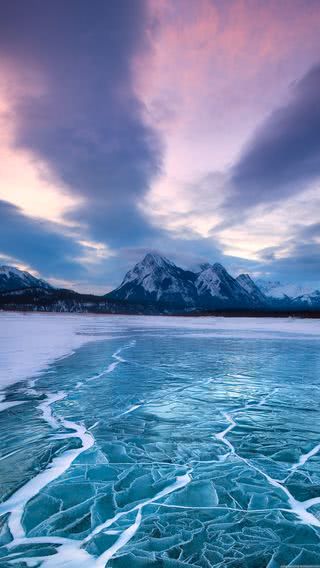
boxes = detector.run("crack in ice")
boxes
[0,419,94,540]
[87,341,136,383]
[214,388,320,528]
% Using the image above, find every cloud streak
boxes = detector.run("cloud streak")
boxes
[0,0,162,248]
[230,63,320,209]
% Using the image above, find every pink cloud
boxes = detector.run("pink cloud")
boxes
[137,0,320,143]
[137,0,320,249]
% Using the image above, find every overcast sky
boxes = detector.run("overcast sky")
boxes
[1,0,320,292]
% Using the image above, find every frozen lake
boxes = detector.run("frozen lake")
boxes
[0,313,320,567]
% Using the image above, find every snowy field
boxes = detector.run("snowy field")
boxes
[0,313,320,566]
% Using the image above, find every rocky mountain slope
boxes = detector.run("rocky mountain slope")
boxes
[194,263,253,308]
[108,253,197,308]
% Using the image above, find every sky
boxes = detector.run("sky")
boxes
[0,0,320,293]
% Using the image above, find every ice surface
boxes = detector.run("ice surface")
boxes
[0,314,320,566]
[1,313,320,391]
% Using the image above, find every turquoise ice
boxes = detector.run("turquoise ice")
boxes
[0,315,320,566]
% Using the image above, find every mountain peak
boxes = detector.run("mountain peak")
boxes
[0,265,52,292]
[195,262,246,304]
[108,253,197,306]
[141,252,173,268]
[198,262,211,272]
[195,263,261,308]
[211,262,226,272]
[197,263,228,277]
[0,265,26,276]
[210,262,232,277]
[122,253,175,286]
[236,273,267,304]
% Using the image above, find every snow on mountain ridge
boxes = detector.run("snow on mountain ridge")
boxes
[121,253,176,288]
[111,253,197,305]
[110,255,270,309]
[236,274,254,293]
[111,254,320,310]
[195,263,255,307]
[0,265,53,292]
[236,274,267,305]
[2,256,319,312]
[195,265,228,299]
[0,265,37,281]
[292,289,320,307]
[256,279,314,300]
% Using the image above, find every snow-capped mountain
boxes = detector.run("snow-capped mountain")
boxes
[292,289,320,308]
[108,256,266,310]
[236,274,267,305]
[0,266,53,292]
[195,264,254,308]
[108,254,320,311]
[254,278,320,309]
[107,253,197,308]
[256,279,313,301]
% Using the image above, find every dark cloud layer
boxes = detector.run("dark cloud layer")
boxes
[261,245,320,284]
[229,63,320,209]
[0,200,86,279]
[0,0,162,247]
[257,221,320,283]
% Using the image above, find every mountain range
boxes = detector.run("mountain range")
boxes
[0,254,319,314]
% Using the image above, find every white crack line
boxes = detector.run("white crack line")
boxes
[214,389,320,528]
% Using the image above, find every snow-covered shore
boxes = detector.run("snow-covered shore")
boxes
[0,312,112,388]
